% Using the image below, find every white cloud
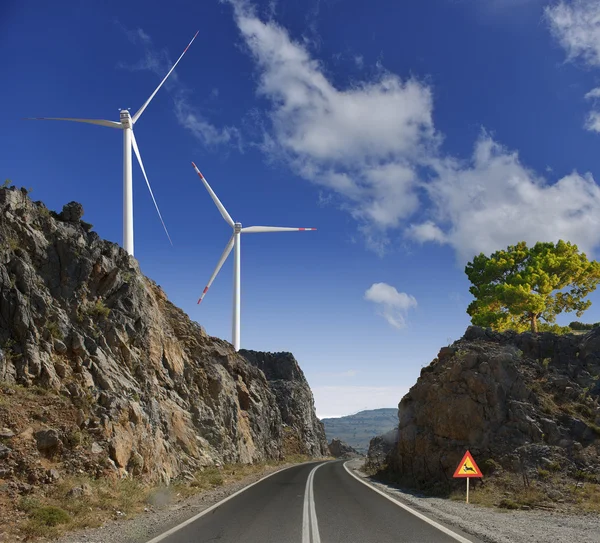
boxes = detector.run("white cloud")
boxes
[546,1,600,67]
[364,283,417,329]
[585,87,600,100]
[221,2,600,263]
[585,88,600,132]
[116,23,239,148]
[313,385,405,419]
[585,110,600,132]
[546,1,600,133]
[173,95,240,147]
[419,134,600,263]
[405,220,447,244]
[226,0,437,252]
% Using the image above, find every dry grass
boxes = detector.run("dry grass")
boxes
[0,381,321,540]
[448,472,600,513]
[171,455,312,500]
[16,476,150,538]
[576,482,600,513]
[7,455,315,540]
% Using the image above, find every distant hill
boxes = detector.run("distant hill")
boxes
[321,408,398,453]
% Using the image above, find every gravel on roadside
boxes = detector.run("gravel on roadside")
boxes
[55,461,313,543]
[347,460,600,543]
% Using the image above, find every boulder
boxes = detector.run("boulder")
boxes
[328,438,360,458]
[34,429,62,455]
[59,201,84,222]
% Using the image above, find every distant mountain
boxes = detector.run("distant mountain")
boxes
[321,408,398,453]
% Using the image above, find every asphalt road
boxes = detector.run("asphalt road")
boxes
[148,460,478,543]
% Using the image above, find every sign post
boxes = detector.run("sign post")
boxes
[453,450,483,504]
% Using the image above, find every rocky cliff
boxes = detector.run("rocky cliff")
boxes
[385,326,600,491]
[239,350,328,456]
[366,428,398,471]
[328,438,360,458]
[0,186,325,489]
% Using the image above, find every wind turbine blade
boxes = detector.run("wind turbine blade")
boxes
[24,117,122,129]
[241,226,317,234]
[130,130,173,246]
[198,234,235,304]
[191,162,235,227]
[132,31,199,124]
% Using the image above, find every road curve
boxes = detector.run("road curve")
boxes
[147,460,479,543]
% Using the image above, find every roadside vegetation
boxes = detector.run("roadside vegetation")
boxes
[10,457,314,540]
[365,461,600,514]
[449,471,600,514]
[0,382,316,540]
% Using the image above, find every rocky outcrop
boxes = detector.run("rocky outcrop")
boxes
[387,326,600,491]
[328,438,360,458]
[366,428,398,471]
[0,186,323,486]
[239,350,328,456]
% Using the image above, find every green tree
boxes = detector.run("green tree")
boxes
[465,240,600,333]
[569,321,600,330]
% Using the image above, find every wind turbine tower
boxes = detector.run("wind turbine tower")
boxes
[27,32,199,256]
[192,163,316,351]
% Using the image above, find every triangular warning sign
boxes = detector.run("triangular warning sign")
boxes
[453,450,483,478]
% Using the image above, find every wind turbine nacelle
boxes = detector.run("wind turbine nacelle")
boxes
[119,109,132,129]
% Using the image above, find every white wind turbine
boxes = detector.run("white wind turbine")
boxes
[26,31,199,257]
[192,162,316,351]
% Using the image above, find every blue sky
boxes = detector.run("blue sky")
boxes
[3,0,600,417]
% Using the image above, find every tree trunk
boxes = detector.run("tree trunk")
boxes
[530,314,538,333]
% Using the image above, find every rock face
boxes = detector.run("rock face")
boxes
[366,428,398,471]
[328,438,360,458]
[386,326,600,490]
[239,350,328,456]
[0,187,324,485]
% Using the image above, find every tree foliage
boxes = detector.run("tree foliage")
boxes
[465,240,600,333]
[569,321,600,331]
[536,323,573,335]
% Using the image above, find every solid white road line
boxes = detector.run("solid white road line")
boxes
[302,469,310,543]
[302,462,326,543]
[343,461,474,543]
[145,462,320,543]
[309,465,322,543]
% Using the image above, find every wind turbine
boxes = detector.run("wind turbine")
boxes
[26,31,199,257]
[192,162,316,351]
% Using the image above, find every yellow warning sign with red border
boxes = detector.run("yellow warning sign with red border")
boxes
[453,450,483,478]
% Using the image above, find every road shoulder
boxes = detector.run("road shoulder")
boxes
[55,461,320,543]
[345,459,600,543]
